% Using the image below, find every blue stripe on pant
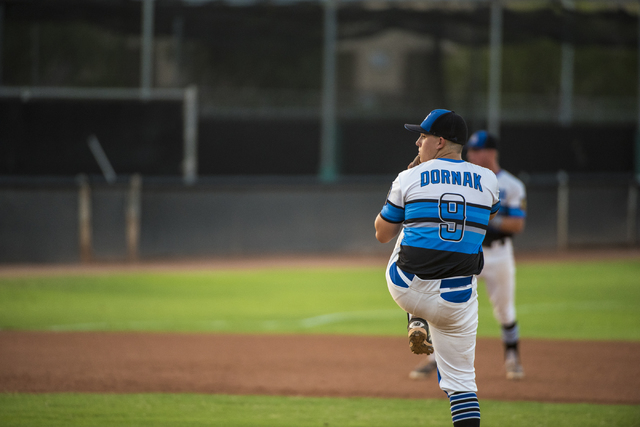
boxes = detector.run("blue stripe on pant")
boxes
[388,262,415,288]
[440,276,473,303]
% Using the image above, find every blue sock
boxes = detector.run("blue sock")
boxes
[449,391,480,426]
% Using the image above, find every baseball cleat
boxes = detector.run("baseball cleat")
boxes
[409,359,437,380]
[505,349,524,380]
[407,318,434,355]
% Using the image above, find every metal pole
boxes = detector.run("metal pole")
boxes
[559,44,574,126]
[468,45,482,131]
[140,0,155,97]
[87,135,117,184]
[77,174,92,263]
[627,180,638,247]
[559,0,575,126]
[127,174,142,262]
[636,7,640,182]
[172,15,184,87]
[31,23,40,86]
[487,0,502,137]
[557,170,569,251]
[0,86,185,101]
[183,85,198,185]
[319,0,338,182]
[0,3,4,85]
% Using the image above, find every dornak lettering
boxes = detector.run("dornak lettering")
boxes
[421,170,483,192]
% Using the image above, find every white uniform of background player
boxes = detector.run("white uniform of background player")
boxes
[375,110,500,427]
[409,130,526,381]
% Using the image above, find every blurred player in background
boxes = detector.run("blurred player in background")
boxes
[409,130,527,381]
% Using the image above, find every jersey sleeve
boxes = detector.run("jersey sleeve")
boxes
[490,198,501,215]
[503,180,527,218]
[379,175,405,224]
[488,173,501,215]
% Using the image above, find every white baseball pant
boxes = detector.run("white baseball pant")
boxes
[479,238,516,327]
[386,245,479,395]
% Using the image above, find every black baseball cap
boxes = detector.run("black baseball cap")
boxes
[467,130,499,150]
[404,109,468,144]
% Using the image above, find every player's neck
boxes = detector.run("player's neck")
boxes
[434,150,462,161]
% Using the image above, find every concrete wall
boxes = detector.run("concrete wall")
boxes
[0,177,637,263]
[138,184,391,259]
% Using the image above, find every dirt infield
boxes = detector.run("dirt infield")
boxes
[1,331,639,405]
[1,249,639,405]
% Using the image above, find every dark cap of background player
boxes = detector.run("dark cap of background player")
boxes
[467,130,499,150]
[404,109,468,145]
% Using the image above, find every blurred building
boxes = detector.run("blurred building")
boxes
[1,0,638,177]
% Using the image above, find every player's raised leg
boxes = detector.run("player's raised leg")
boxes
[407,315,434,355]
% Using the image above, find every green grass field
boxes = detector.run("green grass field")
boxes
[1,393,638,427]
[1,258,639,426]
[1,260,639,340]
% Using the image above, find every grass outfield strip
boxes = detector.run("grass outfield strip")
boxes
[1,393,639,427]
[0,259,639,340]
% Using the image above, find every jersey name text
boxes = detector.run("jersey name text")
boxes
[420,170,483,192]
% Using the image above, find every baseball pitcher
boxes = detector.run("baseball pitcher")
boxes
[375,109,500,427]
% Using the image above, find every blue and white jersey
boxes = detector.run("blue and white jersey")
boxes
[483,169,526,246]
[380,158,500,279]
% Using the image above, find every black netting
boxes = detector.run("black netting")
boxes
[1,0,638,176]
[5,1,637,47]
